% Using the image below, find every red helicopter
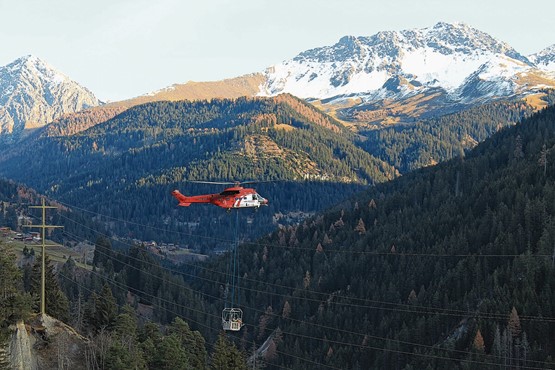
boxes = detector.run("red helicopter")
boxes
[172,181,269,211]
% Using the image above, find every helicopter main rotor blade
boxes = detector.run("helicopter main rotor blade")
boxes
[185,179,280,186]
[239,180,278,185]
[187,180,236,185]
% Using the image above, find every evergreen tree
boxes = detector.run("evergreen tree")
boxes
[354,218,366,234]
[59,257,79,301]
[104,340,147,370]
[93,236,113,267]
[473,329,485,352]
[168,317,207,370]
[0,245,32,328]
[153,334,191,370]
[102,304,146,370]
[92,284,118,332]
[508,307,522,338]
[28,253,69,321]
[539,144,548,175]
[210,332,247,370]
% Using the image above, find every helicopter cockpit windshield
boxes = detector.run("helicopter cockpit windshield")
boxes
[255,193,268,205]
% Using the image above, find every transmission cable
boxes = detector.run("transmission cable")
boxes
[58,229,555,368]
[58,216,555,324]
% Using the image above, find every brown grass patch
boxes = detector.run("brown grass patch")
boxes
[516,72,555,90]
[107,73,265,108]
[274,123,295,131]
[523,93,549,110]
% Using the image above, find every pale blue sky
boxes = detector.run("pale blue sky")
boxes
[1,0,553,101]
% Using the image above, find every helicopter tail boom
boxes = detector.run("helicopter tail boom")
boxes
[172,189,215,206]
[171,190,193,206]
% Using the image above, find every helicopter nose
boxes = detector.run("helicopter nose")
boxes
[262,198,269,205]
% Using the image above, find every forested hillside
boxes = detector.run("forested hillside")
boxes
[0,95,396,246]
[2,92,554,249]
[185,105,555,368]
[1,105,554,369]
[360,91,555,173]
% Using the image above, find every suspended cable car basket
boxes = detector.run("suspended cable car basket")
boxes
[222,307,243,331]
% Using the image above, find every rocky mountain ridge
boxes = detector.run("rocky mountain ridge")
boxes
[0,55,101,140]
[530,44,555,69]
[259,22,555,124]
[2,23,555,140]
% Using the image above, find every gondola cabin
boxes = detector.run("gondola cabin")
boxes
[222,308,243,331]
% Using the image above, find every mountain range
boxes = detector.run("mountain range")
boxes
[1,22,554,139]
[261,22,555,99]
[260,22,555,124]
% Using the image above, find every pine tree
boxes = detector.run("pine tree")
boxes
[514,134,524,160]
[282,300,291,319]
[303,271,311,289]
[59,257,79,301]
[93,236,113,267]
[539,144,548,175]
[407,289,417,304]
[508,306,522,338]
[139,322,161,369]
[0,245,32,327]
[153,334,190,370]
[315,243,324,253]
[92,284,118,332]
[492,325,502,359]
[28,254,69,321]
[354,218,366,234]
[473,329,485,352]
[113,304,138,341]
[257,306,273,340]
[104,340,147,370]
[210,332,247,370]
[168,316,207,370]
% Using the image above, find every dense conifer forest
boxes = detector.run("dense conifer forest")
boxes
[0,95,395,246]
[360,92,555,173]
[1,93,553,247]
[187,104,555,368]
[0,97,554,369]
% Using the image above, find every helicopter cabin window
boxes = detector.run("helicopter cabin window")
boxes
[251,194,256,201]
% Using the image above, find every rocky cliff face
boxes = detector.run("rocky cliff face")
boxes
[6,315,88,370]
[0,55,101,140]
[9,321,37,370]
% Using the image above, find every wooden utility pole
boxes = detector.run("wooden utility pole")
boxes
[23,198,63,315]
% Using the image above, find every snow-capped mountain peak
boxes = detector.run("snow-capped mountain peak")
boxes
[7,55,68,85]
[259,22,546,106]
[529,44,555,71]
[0,55,101,138]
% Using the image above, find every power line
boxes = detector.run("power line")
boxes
[58,217,555,324]
[56,257,551,370]
[59,230,555,369]
[55,200,553,258]
[56,268,334,370]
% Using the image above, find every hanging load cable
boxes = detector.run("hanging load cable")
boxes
[222,209,243,331]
